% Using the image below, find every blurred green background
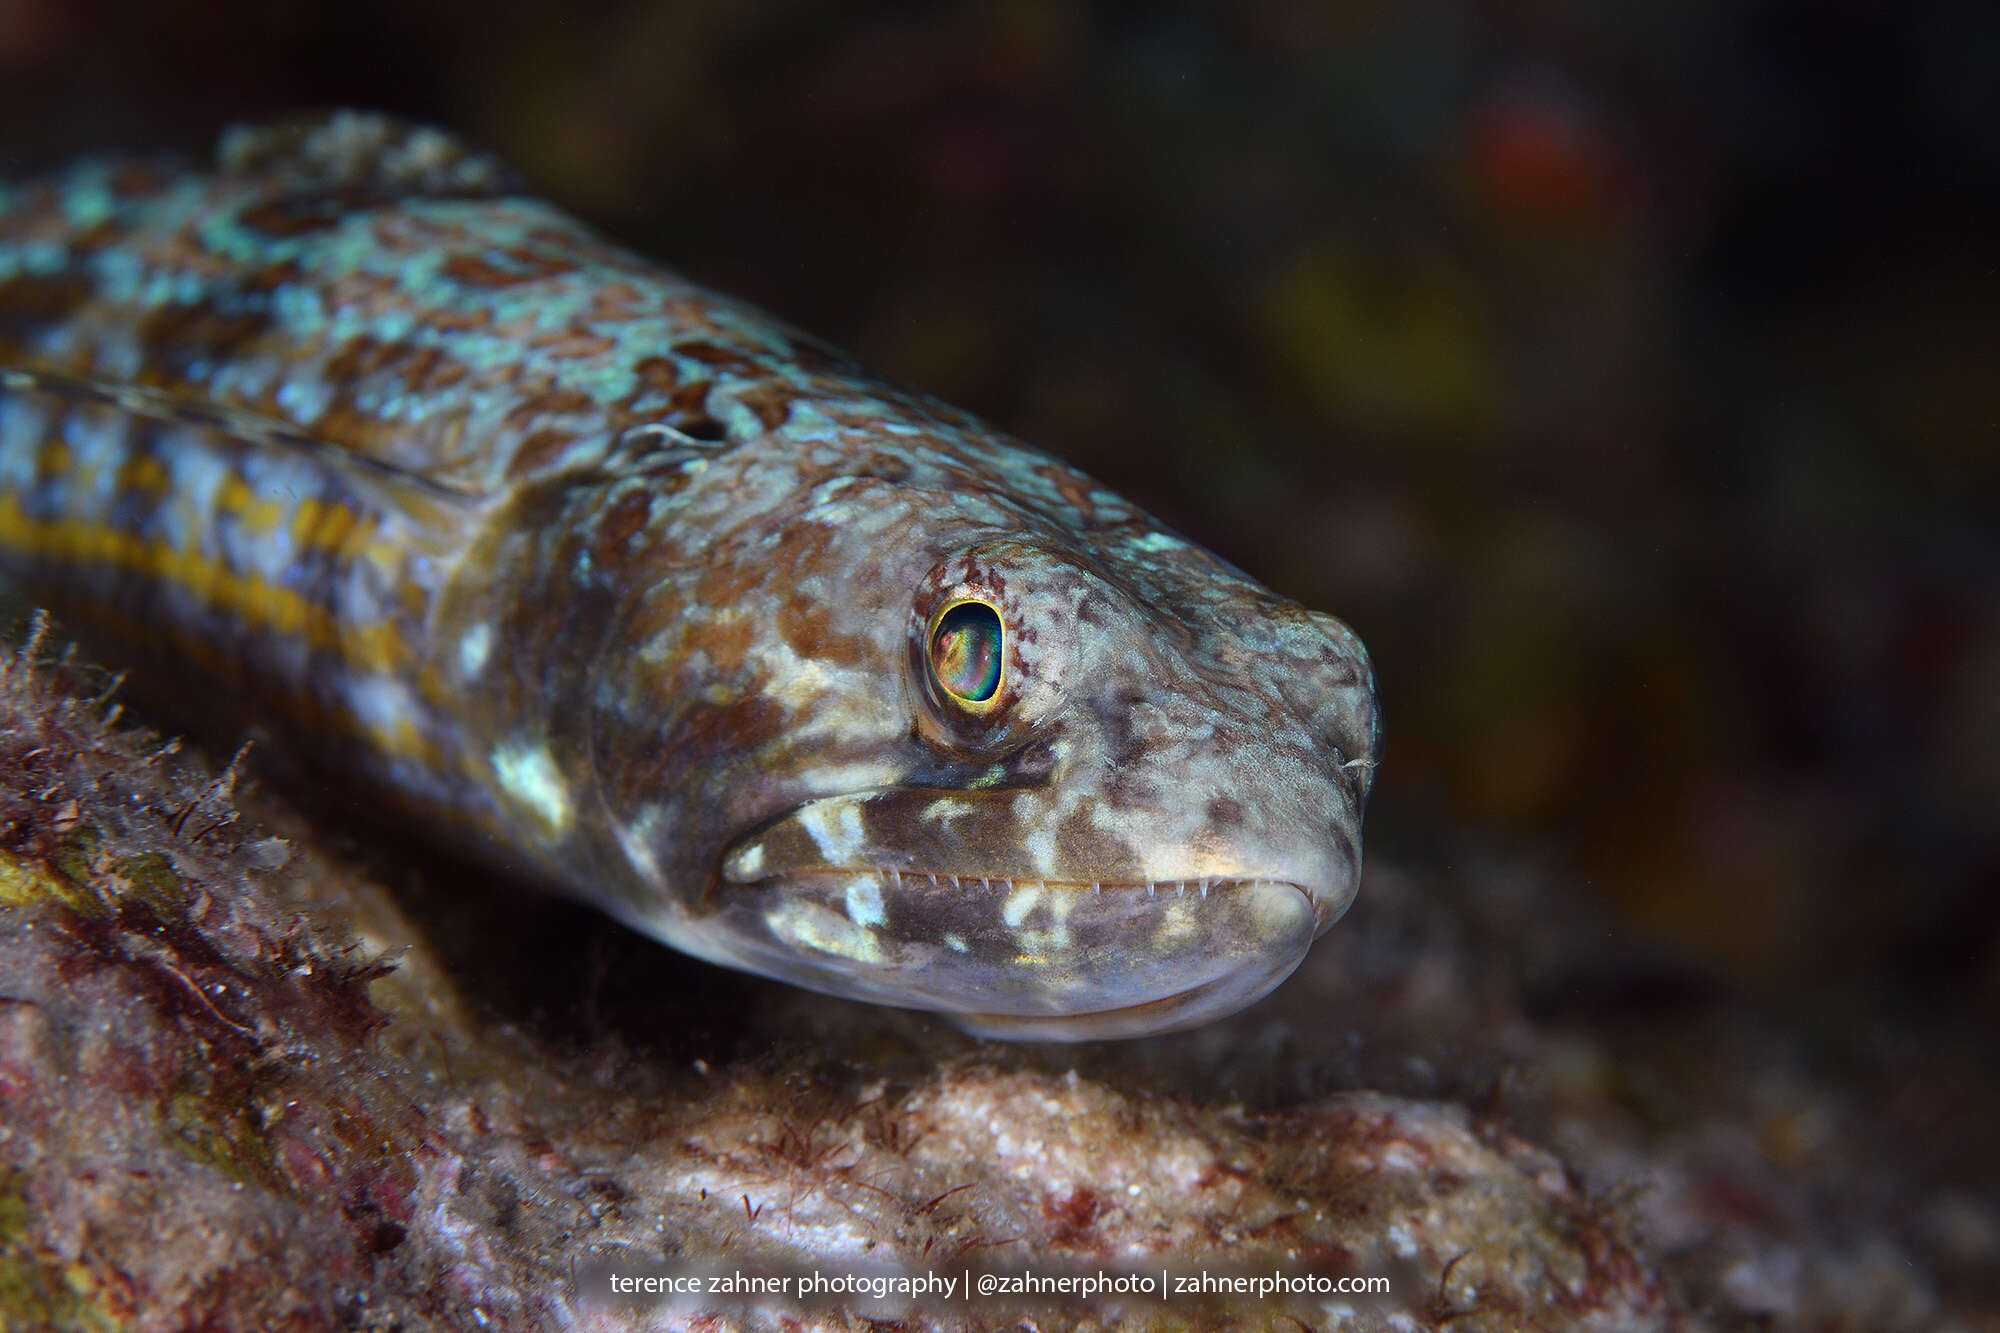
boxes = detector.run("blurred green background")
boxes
[2,0,1994,1032]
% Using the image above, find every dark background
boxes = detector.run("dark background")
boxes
[3,1,1994,1042]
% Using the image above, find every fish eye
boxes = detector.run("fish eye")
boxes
[929,600,1005,706]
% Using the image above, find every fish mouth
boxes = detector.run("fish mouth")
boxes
[692,860,1321,1039]
[739,867,1325,916]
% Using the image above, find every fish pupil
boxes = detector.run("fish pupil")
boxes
[931,602,1004,703]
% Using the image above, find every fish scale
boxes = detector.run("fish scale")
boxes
[0,111,1380,1039]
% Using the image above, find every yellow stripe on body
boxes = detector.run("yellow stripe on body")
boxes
[0,492,414,687]
[0,384,480,783]
[28,578,446,772]
[115,452,172,499]
[214,472,287,534]
[33,442,72,481]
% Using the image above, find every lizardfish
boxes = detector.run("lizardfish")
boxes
[0,112,1377,1039]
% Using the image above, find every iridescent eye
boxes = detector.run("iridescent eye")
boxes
[929,601,1004,704]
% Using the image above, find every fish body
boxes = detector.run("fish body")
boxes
[0,113,1377,1039]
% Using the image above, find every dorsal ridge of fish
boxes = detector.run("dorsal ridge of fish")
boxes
[214,110,520,200]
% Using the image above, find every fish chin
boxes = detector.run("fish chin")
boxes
[684,863,1319,1039]
[947,963,1307,1041]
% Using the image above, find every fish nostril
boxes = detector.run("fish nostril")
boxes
[672,414,728,442]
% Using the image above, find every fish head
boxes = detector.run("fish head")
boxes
[591,475,1377,1040]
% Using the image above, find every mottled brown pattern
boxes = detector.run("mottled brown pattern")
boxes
[438,248,571,289]
[533,329,617,361]
[238,192,365,238]
[505,426,578,479]
[735,382,796,431]
[134,302,275,381]
[0,274,92,354]
[673,340,759,372]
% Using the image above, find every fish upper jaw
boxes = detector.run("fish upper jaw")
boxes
[716,782,1358,928]
[691,784,1353,1039]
